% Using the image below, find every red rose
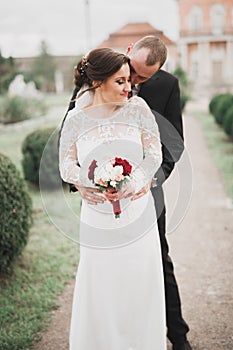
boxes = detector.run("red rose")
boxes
[88,160,97,181]
[113,157,132,175]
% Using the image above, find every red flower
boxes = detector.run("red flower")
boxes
[113,157,132,176]
[88,160,97,181]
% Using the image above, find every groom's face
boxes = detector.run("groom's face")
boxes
[129,48,160,85]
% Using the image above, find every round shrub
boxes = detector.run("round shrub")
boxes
[214,93,233,125]
[209,93,226,116]
[22,127,59,189]
[231,120,233,140]
[0,153,32,274]
[223,105,233,136]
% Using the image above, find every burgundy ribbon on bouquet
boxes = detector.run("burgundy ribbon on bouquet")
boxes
[106,188,121,219]
[112,200,121,219]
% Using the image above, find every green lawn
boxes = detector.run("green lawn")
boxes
[0,94,80,350]
[194,109,233,199]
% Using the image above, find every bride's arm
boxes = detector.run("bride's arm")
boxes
[59,114,82,186]
[59,115,105,204]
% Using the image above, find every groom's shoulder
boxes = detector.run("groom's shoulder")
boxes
[152,69,177,84]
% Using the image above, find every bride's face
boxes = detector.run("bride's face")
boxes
[97,63,131,104]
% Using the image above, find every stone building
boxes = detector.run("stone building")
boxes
[177,0,233,95]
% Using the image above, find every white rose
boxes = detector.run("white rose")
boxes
[110,165,123,180]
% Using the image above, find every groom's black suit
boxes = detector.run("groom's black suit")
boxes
[61,68,189,345]
[139,69,189,344]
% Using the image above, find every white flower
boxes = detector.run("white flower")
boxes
[94,161,124,185]
[94,167,109,183]
[110,165,123,180]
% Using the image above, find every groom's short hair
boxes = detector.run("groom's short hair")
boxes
[132,35,167,68]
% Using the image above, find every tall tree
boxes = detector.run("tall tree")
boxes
[173,64,191,111]
[32,40,57,92]
[0,50,16,94]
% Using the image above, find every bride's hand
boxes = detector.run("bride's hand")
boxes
[75,185,106,205]
[103,181,135,202]
[103,189,118,202]
[118,181,135,200]
[131,183,151,201]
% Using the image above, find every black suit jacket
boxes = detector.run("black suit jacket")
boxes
[139,69,184,187]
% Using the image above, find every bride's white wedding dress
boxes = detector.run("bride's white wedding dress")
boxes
[59,95,166,350]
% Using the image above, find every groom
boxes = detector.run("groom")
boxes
[128,36,192,350]
[62,36,192,350]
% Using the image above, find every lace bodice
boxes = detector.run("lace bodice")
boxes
[59,96,162,191]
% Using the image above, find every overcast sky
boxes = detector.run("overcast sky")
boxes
[0,0,179,58]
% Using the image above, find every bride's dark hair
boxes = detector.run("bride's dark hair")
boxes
[73,47,130,97]
[58,48,130,152]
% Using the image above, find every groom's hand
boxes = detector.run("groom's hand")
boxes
[131,183,150,201]
[75,185,106,205]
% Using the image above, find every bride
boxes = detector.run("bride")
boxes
[59,47,166,349]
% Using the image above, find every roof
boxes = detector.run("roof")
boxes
[98,22,175,49]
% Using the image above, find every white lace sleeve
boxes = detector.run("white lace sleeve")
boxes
[59,114,80,185]
[130,97,162,190]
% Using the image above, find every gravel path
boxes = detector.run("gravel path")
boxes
[33,101,233,350]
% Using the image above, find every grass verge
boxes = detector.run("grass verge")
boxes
[194,110,233,199]
[0,94,80,349]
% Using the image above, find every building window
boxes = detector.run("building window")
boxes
[211,3,225,35]
[212,61,223,84]
[189,6,203,32]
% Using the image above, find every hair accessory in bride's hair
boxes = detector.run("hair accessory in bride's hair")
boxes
[79,56,88,76]
[126,43,134,55]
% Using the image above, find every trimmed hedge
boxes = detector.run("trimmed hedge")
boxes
[22,127,60,189]
[214,94,233,125]
[209,93,233,141]
[209,93,227,116]
[0,153,32,274]
[231,121,233,140]
[223,105,233,136]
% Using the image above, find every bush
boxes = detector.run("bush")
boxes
[231,120,233,140]
[172,64,191,112]
[0,96,47,124]
[0,153,32,274]
[209,93,227,116]
[22,127,59,189]
[181,95,190,111]
[223,105,233,136]
[214,94,233,125]
[0,96,30,124]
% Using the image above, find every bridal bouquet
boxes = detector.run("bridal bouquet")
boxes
[88,157,132,218]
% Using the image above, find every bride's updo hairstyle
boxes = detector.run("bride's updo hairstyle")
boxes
[74,48,130,97]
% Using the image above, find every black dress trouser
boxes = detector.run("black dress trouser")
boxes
[151,185,189,345]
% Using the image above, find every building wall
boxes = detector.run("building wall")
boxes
[178,0,233,96]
